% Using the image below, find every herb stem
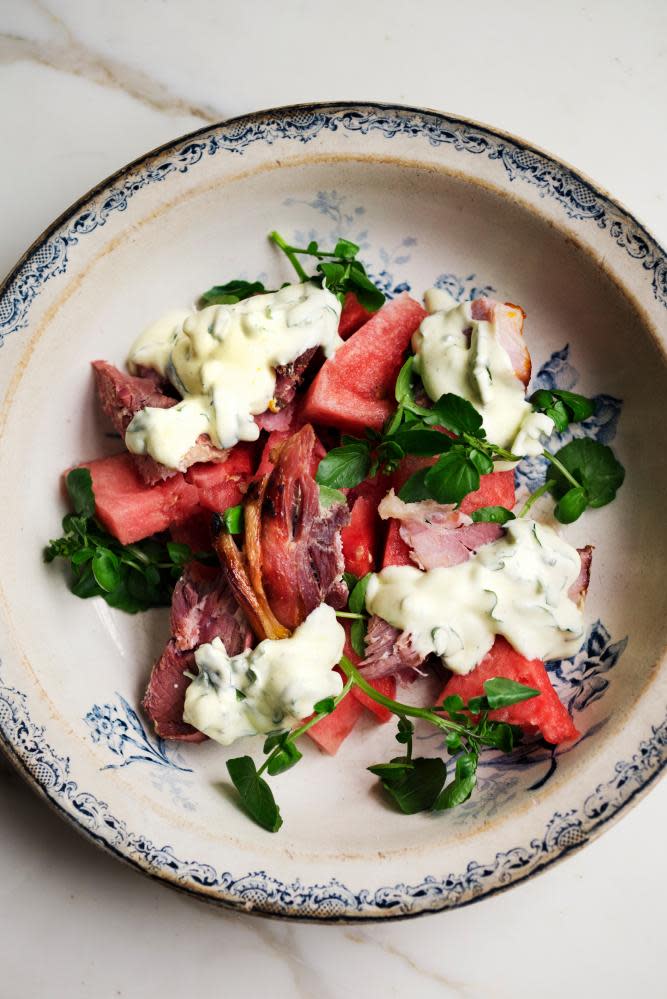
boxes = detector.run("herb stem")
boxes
[542,449,581,489]
[268,230,309,282]
[518,479,556,517]
[257,675,355,777]
[335,611,367,620]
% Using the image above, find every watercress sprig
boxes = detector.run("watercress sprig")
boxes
[269,231,385,311]
[44,469,213,613]
[225,657,540,832]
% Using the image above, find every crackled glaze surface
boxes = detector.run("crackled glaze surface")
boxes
[0,103,665,920]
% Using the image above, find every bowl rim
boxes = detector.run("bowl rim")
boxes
[0,100,665,921]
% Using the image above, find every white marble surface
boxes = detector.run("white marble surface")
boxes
[1,1,665,995]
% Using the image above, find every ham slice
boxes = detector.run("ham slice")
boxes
[259,425,350,630]
[92,360,228,484]
[142,563,252,741]
[569,545,593,606]
[361,615,424,681]
[469,298,531,387]
[378,490,503,570]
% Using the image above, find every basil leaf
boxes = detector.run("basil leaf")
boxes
[548,438,624,509]
[424,451,480,504]
[226,756,283,832]
[374,757,447,814]
[397,468,432,502]
[483,677,541,709]
[316,443,371,489]
[433,752,478,810]
[429,393,484,435]
[471,506,516,524]
[554,485,589,524]
[66,469,96,519]
[318,484,347,508]
[200,279,265,305]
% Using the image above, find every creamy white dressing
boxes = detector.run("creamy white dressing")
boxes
[365,518,584,675]
[182,604,345,746]
[414,294,553,457]
[125,283,342,468]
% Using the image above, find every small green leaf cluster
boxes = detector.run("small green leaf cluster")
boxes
[225,678,354,833]
[343,572,372,656]
[44,469,213,613]
[199,279,267,306]
[269,231,385,312]
[546,438,625,524]
[368,675,538,814]
[530,387,595,432]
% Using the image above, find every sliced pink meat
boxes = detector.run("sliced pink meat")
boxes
[569,545,593,605]
[259,425,350,630]
[91,360,228,483]
[378,490,502,570]
[361,615,424,681]
[143,563,252,742]
[469,298,531,387]
[273,347,318,407]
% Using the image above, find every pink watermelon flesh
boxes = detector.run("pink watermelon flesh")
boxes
[301,293,428,434]
[77,453,200,544]
[341,496,377,578]
[338,292,372,339]
[440,637,579,745]
[306,690,365,754]
[184,443,255,512]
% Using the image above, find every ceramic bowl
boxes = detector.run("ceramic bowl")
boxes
[1,103,665,920]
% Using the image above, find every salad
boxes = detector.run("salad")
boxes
[45,233,625,833]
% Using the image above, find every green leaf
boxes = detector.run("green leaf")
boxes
[429,393,484,435]
[471,506,516,524]
[442,694,464,713]
[348,572,372,615]
[373,756,447,814]
[65,469,96,518]
[200,279,265,305]
[397,468,432,502]
[350,618,367,657]
[263,732,288,754]
[166,541,192,566]
[316,443,371,489]
[390,428,454,457]
[266,742,303,777]
[221,504,244,534]
[70,564,103,599]
[552,389,595,423]
[395,357,416,405]
[483,677,541,709]
[554,485,589,524]
[548,438,625,509]
[367,760,413,782]
[433,752,478,810]
[313,695,336,715]
[467,695,487,715]
[343,571,358,591]
[91,549,121,592]
[395,716,414,746]
[318,484,347,508]
[226,756,283,832]
[468,448,494,475]
[424,450,480,504]
[334,238,360,259]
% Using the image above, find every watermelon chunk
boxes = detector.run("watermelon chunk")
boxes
[184,443,255,512]
[439,637,579,745]
[306,691,365,754]
[341,496,377,578]
[459,470,515,516]
[338,292,372,339]
[301,293,428,434]
[382,518,412,568]
[77,453,200,544]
